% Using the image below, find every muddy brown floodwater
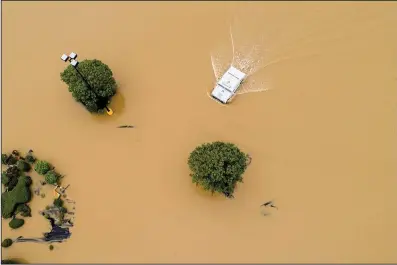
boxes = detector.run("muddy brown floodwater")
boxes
[2,2,397,263]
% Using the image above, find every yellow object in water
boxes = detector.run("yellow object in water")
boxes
[106,107,113,116]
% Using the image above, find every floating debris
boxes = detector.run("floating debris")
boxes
[117,125,134,128]
[246,154,252,166]
[13,216,71,244]
[261,200,278,209]
[260,200,278,216]
[34,187,41,196]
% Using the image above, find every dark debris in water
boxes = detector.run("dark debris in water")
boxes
[117,125,134,128]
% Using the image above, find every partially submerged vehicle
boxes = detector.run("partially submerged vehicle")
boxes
[210,66,247,104]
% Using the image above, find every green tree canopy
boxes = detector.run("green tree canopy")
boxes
[44,170,60,185]
[60,59,117,113]
[34,160,51,175]
[9,218,25,229]
[1,176,32,218]
[188,141,249,198]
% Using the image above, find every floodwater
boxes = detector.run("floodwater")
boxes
[2,2,397,263]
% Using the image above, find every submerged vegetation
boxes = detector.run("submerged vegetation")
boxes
[1,259,21,264]
[188,141,250,198]
[2,239,13,248]
[9,218,25,229]
[1,149,75,251]
[44,170,60,185]
[34,160,52,175]
[1,176,32,219]
[60,59,117,113]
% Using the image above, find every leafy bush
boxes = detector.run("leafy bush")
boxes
[1,176,32,218]
[60,59,117,113]
[1,238,13,248]
[45,170,60,185]
[9,218,24,229]
[53,197,64,207]
[15,204,32,217]
[34,160,51,175]
[188,141,249,198]
[49,245,54,251]
[16,160,31,172]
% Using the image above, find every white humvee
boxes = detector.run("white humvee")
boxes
[211,66,246,104]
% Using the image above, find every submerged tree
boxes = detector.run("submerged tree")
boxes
[2,176,32,218]
[60,59,117,113]
[188,141,249,198]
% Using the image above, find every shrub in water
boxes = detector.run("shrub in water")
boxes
[60,59,117,113]
[188,141,249,198]
[25,150,36,163]
[1,176,32,218]
[16,160,31,172]
[6,156,18,166]
[34,160,51,175]
[24,176,32,186]
[2,154,8,165]
[45,170,60,185]
[53,197,64,207]
[2,172,9,185]
[25,154,36,163]
[1,239,13,248]
[15,204,31,217]
[9,218,24,229]
[3,167,22,191]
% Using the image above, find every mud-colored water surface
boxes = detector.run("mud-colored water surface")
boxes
[2,2,397,263]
